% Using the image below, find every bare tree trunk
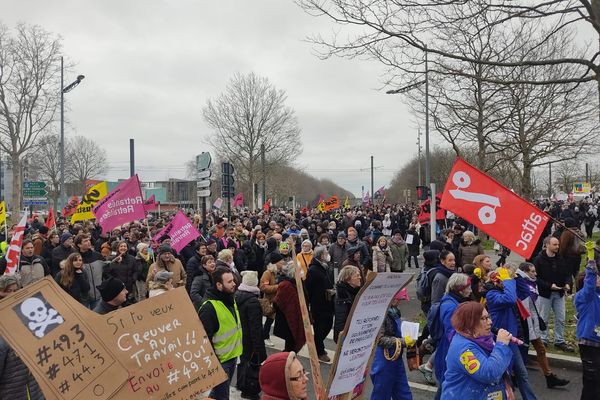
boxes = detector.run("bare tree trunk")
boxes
[11,156,21,214]
[521,162,533,199]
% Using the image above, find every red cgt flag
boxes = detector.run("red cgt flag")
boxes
[440,158,550,259]
[45,207,55,230]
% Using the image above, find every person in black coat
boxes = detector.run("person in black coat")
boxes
[334,265,362,343]
[248,233,267,277]
[185,243,208,293]
[235,271,267,399]
[190,255,216,308]
[41,231,60,269]
[55,253,90,304]
[105,241,137,301]
[306,245,335,363]
[51,233,76,276]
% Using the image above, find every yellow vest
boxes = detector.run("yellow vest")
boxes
[203,299,243,362]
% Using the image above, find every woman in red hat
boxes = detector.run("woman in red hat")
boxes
[259,351,308,400]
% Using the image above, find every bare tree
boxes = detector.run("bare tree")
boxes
[65,135,107,194]
[34,134,67,207]
[0,23,62,213]
[203,72,302,207]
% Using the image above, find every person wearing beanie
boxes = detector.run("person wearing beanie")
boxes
[273,262,306,353]
[389,230,408,272]
[0,275,18,299]
[198,266,242,400]
[146,244,187,289]
[51,232,75,276]
[93,277,128,315]
[32,225,49,256]
[149,270,173,297]
[259,352,308,400]
[330,231,349,271]
[261,251,286,347]
[235,270,267,399]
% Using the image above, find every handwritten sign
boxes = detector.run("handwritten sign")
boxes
[0,278,128,399]
[0,278,227,400]
[104,287,227,399]
[328,272,413,397]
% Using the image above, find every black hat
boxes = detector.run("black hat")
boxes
[423,250,441,265]
[158,244,174,255]
[429,240,445,252]
[97,278,125,302]
[270,252,284,264]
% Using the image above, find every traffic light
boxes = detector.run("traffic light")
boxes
[221,162,235,198]
[416,185,430,201]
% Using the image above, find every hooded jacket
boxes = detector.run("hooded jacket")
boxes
[235,288,267,362]
[80,249,106,303]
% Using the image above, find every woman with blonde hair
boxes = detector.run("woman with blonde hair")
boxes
[334,265,362,342]
[56,252,90,304]
[373,236,393,273]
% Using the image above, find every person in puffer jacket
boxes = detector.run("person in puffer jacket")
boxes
[574,258,600,400]
[76,234,106,310]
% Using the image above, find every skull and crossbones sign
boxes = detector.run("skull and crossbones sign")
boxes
[20,297,64,338]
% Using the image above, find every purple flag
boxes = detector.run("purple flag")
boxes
[93,175,145,232]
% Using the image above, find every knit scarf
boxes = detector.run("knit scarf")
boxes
[469,334,495,355]
[516,269,539,303]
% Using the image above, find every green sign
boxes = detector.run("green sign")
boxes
[23,189,48,197]
[23,181,46,189]
[196,152,211,171]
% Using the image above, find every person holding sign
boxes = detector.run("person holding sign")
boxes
[370,289,414,400]
[198,266,243,400]
[441,302,514,400]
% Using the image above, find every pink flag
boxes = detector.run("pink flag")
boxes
[213,197,224,209]
[144,194,157,212]
[93,175,145,232]
[362,191,371,205]
[152,210,200,253]
[4,214,27,275]
[232,192,244,208]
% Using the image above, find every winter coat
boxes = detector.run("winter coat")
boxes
[248,240,267,276]
[346,238,370,266]
[51,244,76,276]
[190,268,213,308]
[334,281,360,342]
[147,258,187,288]
[441,333,512,400]
[235,289,268,362]
[106,253,137,292]
[185,253,204,293]
[55,270,91,304]
[329,241,349,270]
[305,258,334,317]
[575,264,600,345]
[515,270,543,341]
[17,254,49,287]
[434,292,469,384]
[430,266,454,304]
[273,279,306,352]
[533,250,571,298]
[485,279,519,337]
[372,245,393,273]
[0,336,44,400]
[198,287,240,361]
[388,240,408,272]
[296,252,313,280]
[40,240,57,268]
[406,229,421,256]
[260,267,279,303]
[80,249,106,303]
[457,240,484,267]
[134,255,151,282]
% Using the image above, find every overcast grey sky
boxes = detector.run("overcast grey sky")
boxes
[3,0,430,197]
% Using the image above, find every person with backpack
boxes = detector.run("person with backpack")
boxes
[432,273,472,399]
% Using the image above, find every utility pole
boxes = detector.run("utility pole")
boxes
[417,130,422,186]
[261,143,266,207]
[129,139,135,177]
[370,155,374,203]
[586,162,589,183]
[548,163,553,199]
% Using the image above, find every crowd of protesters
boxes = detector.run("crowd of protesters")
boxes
[0,197,598,400]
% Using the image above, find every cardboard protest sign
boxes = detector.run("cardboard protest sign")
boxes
[103,286,227,399]
[328,272,414,397]
[0,278,227,400]
[440,158,550,259]
[0,278,129,399]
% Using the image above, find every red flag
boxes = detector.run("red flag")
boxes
[440,158,550,259]
[45,207,55,230]
[4,214,27,275]
[62,196,80,217]
[144,194,157,212]
[263,198,271,213]
[418,194,446,224]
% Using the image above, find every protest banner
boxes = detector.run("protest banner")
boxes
[328,272,413,397]
[0,200,6,227]
[232,192,243,208]
[151,210,200,253]
[0,278,129,399]
[440,158,550,259]
[317,195,340,212]
[212,197,223,210]
[0,278,227,400]
[62,196,80,218]
[144,194,158,212]
[93,175,145,232]
[71,181,109,223]
[289,241,327,400]
[418,194,446,224]
[46,207,56,230]
[4,213,27,274]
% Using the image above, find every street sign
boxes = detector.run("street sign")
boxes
[22,197,48,201]
[221,189,235,198]
[221,175,235,186]
[23,200,48,206]
[23,181,46,189]
[22,189,48,197]
[197,169,212,179]
[196,152,212,172]
[197,180,211,188]
[221,163,234,175]
[197,189,211,198]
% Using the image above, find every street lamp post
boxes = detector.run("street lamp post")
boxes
[386,46,436,241]
[59,56,85,212]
